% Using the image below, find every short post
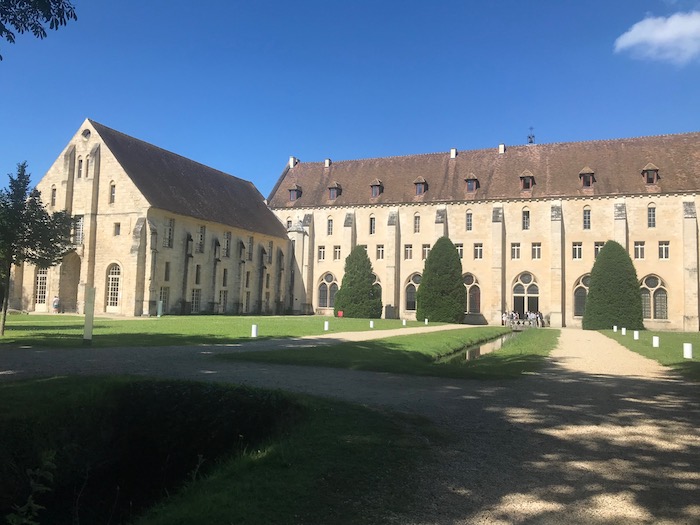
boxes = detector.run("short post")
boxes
[683,343,693,359]
[633,330,639,340]
[653,336,660,348]
[369,320,374,328]
[82,287,96,346]
[157,300,163,318]
[324,320,329,331]
[402,319,406,326]
[251,324,258,338]
[424,318,428,325]
[613,325,618,332]
[621,327,626,336]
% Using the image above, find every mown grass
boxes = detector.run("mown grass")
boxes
[1,377,431,525]
[601,330,700,381]
[0,314,435,348]
[220,327,560,379]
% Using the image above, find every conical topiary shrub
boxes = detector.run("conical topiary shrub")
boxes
[416,237,466,323]
[583,240,644,330]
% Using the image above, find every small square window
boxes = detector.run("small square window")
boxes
[422,244,430,260]
[594,242,604,258]
[634,241,645,259]
[376,245,384,260]
[474,243,483,259]
[572,242,582,259]
[114,223,121,236]
[404,244,413,260]
[318,246,326,261]
[466,179,477,192]
[455,243,463,259]
[333,245,341,260]
[531,242,541,259]
[511,243,520,259]
[659,241,669,259]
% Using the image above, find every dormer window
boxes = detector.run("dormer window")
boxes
[370,178,383,197]
[520,171,535,191]
[465,176,479,192]
[413,176,427,195]
[642,163,659,184]
[579,167,596,188]
[289,184,302,201]
[328,182,341,200]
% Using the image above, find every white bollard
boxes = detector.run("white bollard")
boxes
[324,320,329,331]
[370,320,374,328]
[613,325,618,332]
[633,330,639,340]
[425,318,428,325]
[402,319,407,326]
[251,324,258,338]
[653,336,660,348]
[621,327,626,336]
[683,343,693,359]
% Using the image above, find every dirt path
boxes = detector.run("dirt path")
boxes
[1,326,698,524]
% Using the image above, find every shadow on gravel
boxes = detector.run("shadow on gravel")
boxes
[406,361,700,524]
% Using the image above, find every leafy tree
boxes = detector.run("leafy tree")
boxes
[0,0,77,60]
[0,162,73,335]
[333,245,382,318]
[416,237,466,323]
[583,240,644,330]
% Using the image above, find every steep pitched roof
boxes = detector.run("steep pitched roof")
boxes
[89,120,288,239]
[267,132,700,208]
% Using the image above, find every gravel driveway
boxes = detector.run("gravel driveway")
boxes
[1,326,698,524]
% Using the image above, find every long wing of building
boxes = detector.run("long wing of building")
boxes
[268,132,700,330]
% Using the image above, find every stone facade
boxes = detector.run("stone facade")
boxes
[11,120,291,317]
[268,134,700,331]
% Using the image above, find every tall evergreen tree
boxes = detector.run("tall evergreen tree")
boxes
[416,237,466,323]
[333,245,382,318]
[0,162,73,335]
[583,240,644,330]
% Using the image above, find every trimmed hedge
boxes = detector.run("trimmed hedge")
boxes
[416,237,466,323]
[334,245,382,318]
[583,240,644,330]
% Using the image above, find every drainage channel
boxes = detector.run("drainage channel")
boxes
[437,332,519,364]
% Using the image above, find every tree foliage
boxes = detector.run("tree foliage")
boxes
[416,237,466,323]
[0,0,77,60]
[0,161,73,334]
[583,240,644,330]
[333,245,382,319]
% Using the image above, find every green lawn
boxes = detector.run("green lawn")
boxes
[1,377,431,525]
[0,314,437,348]
[220,327,560,380]
[602,329,700,381]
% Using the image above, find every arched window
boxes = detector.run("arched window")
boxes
[512,272,539,318]
[77,157,83,179]
[372,274,382,304]
[640,275,667,319]
[405,273,421,311]
[106,264,121,309]
[318,273,338,308]
[647,203,656,228]
[463,273,480,313]
[573,274,591,317]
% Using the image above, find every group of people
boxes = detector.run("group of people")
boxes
[502,310,545,327]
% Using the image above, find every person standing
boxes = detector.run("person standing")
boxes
[52,295,60,314]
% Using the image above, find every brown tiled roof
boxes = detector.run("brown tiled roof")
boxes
[267,132,700,208]
[89,120,288,239]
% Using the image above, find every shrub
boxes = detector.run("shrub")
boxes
[416,237,466,323]
[333,246,382,318]
[583,240,644,330]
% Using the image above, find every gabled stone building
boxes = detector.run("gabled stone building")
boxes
[11,119,291,316]
[267,132,700,331]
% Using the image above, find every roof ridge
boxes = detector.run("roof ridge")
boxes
[88,119,251,184]
[288,131,700,165]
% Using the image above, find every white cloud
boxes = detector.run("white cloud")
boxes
[614,11,700,65]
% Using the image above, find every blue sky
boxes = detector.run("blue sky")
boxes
[1,0,699,198]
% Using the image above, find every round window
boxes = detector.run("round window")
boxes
[463,274,474,286]
[324,273,334,283]
[520,273,532,284]
[412,274,422,285]
[582,275,591,287]
[645,276,659,288]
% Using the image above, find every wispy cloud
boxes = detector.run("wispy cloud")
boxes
[614,11,700,65]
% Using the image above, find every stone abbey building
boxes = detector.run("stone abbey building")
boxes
[267,132,700,331]
[10,121,700,330]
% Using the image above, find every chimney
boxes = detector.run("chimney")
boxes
[289,156,297,169]
[450,148,457,159]
[498,144,506,154]
[324,158,332,168]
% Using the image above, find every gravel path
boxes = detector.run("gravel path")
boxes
[1,326,698,524]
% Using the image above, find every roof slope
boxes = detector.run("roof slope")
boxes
[89,120,288,239]
[267,132,700,208]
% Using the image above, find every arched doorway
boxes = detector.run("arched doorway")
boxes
[106,264,121,313]
[512,272,539,318]
[59,252,81,313]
